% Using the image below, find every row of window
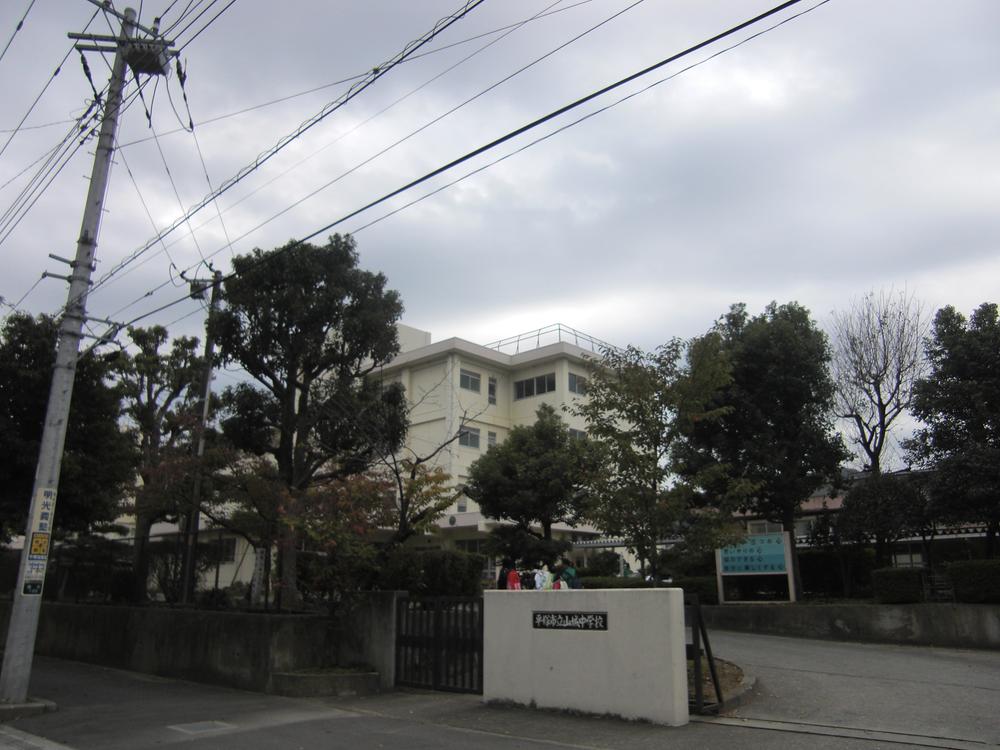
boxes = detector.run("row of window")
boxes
[459,368,588,402]
[459,426,585,450]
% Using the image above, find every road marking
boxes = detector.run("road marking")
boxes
[0,726,76,750]
[167,720,237,735]
[693,715,995,749]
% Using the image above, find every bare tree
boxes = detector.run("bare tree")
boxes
[831,288,927,474]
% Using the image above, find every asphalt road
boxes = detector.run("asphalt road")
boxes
[2,630,998,750]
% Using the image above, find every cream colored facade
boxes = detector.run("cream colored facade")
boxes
[378,324,606,550]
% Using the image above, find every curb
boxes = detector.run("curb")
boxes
[0,698,58,723]
[715,669,757,713]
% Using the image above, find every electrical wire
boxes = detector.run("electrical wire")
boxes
[90,0,595,310]
[173,57,237,260]
[114,0,597,150]
[84,0,490,304]
[99,0,823,337]
[106,0,642,298]
[0,0,38,65]
[0,8,100,161]
[174,0,238,52]
[352,0,833,236]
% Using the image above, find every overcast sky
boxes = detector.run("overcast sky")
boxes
[2,2,997,383]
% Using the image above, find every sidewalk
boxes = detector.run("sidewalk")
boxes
[1,654,958,750]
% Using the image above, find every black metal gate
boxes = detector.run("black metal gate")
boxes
[395,596,484,694]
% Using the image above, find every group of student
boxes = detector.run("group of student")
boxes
[496,558,582,590]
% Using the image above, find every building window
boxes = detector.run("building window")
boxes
[460,368,481,392]
[568,428,586,440]
[513,372,556,400]
[568,372,588,395]
[488,376,497,405]
[488,431,497,448]
[459,426,480,449]
[457,498,468,513]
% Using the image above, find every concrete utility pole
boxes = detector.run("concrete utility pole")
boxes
[180,270,223,605]
[0,8,171,704]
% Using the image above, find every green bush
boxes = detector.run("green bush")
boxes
[871,567,924,604]
[376,548,484,597]
[572,576,649,589]
[580,551,621,577]
[948,560,1000,604]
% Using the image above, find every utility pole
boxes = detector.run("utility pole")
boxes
[180,270,223,605]
[0,8,172,704]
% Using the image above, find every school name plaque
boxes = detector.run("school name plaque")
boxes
[532,611,608,631]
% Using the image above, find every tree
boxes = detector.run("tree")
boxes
[0,313,135,541]
[837,472,924,568]
[210,234,408,608]
[906,302,1000,557]
[113,325,203,601]
[831,288,927,474]
[576,336,746,579]
[466,404,594,565]
[686,302,847,595]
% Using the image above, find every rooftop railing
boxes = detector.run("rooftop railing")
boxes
[483,323,616,355]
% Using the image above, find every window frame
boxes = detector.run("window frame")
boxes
[568,372,588,395]
[458,426,481,449]
[459,368,481,392]
[513,372,556,400]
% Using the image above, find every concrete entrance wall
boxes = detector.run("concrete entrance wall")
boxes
[483,589,688,726]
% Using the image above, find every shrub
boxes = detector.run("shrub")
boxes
[376,548,484,597]
[948,560,1000,604]
[572,576,649,589]
[871,567,924,604]
[581,551,621,577]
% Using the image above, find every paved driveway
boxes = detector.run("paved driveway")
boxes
[707,630,1000,747]
[3,631,999,750]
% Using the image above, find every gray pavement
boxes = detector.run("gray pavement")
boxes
[2,631,998,749]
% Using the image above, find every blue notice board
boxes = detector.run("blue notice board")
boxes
[719,533,787,575]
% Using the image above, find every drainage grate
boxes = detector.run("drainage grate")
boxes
[167,720,237,735]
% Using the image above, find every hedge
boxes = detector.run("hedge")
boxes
[948,560,1000,604]
[871,567,924,604]
[376,548,484,597]
[573,576,650,589]
[561,575,718,603]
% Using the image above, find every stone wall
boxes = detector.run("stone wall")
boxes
[702,602,1000,649]
[0,593,401,692]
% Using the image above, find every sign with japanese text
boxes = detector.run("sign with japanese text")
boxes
[719,532,787,575]
[22,487,57,596]
[533,611,608,631]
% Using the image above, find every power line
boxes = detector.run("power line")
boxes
[352,0,833,236]
[114,0,598,150]
[0,8,99,162]
[83,0,490,305]
[103,0,823,336]
[92,0,586,304]
[152,0,642,286]
[0,0,38,65]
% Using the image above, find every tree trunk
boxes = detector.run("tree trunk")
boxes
[275,530,302,611]
[132,511,154,603]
